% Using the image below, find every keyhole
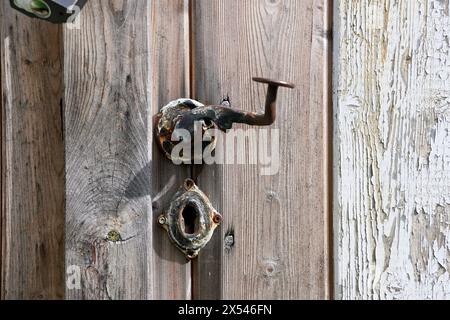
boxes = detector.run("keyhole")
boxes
[182,204,199,235]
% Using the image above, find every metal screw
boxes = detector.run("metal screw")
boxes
[158,216,166,225]
[224,233,235,253]
[213,212,222,224]
[184,179,195,191]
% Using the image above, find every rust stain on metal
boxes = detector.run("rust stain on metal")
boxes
[158,179,221,260]
[154,77,295,162]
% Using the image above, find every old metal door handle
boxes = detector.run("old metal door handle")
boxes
[173,77,295,131]
[154,77,295,161]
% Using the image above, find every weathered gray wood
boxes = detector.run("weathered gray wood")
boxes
[1,3,65,299]
[64,0,190,300]
[335,0,450,299]
[193,0,332,299]
[149,0,192,300]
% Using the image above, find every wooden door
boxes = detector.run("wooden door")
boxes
[4,0,449,301]
[2,0,329,300]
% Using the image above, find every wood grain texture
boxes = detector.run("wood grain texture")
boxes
[193,0,331,299]
[335,0,450,299]
[64,0,190,299]
[149,0,192,300]
[1,3,65,299]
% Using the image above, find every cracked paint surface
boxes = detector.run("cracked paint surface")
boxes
[335,0,450,299]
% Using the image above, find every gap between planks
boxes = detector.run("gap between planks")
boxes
[326,0,334,300]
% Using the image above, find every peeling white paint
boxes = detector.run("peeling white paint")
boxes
[335,0,450,299]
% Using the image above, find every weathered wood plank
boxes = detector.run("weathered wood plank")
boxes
[193,0,332,299]
[64,0,190,300]
[1,3,65,299]
[149,0,192,300]
[335,0,450,299]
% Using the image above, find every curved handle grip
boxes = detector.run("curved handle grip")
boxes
[175,77,295,132]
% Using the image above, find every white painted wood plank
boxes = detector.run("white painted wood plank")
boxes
[335,0,450,299]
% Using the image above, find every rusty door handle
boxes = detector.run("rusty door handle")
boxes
[175,77,295,132]
[154,77,295,161]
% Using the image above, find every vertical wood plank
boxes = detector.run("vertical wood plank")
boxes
[193,0,332,299]
[335,0,450,299]
[0,3,65,299]
[64,0,190,300]
[149,0,192,300]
